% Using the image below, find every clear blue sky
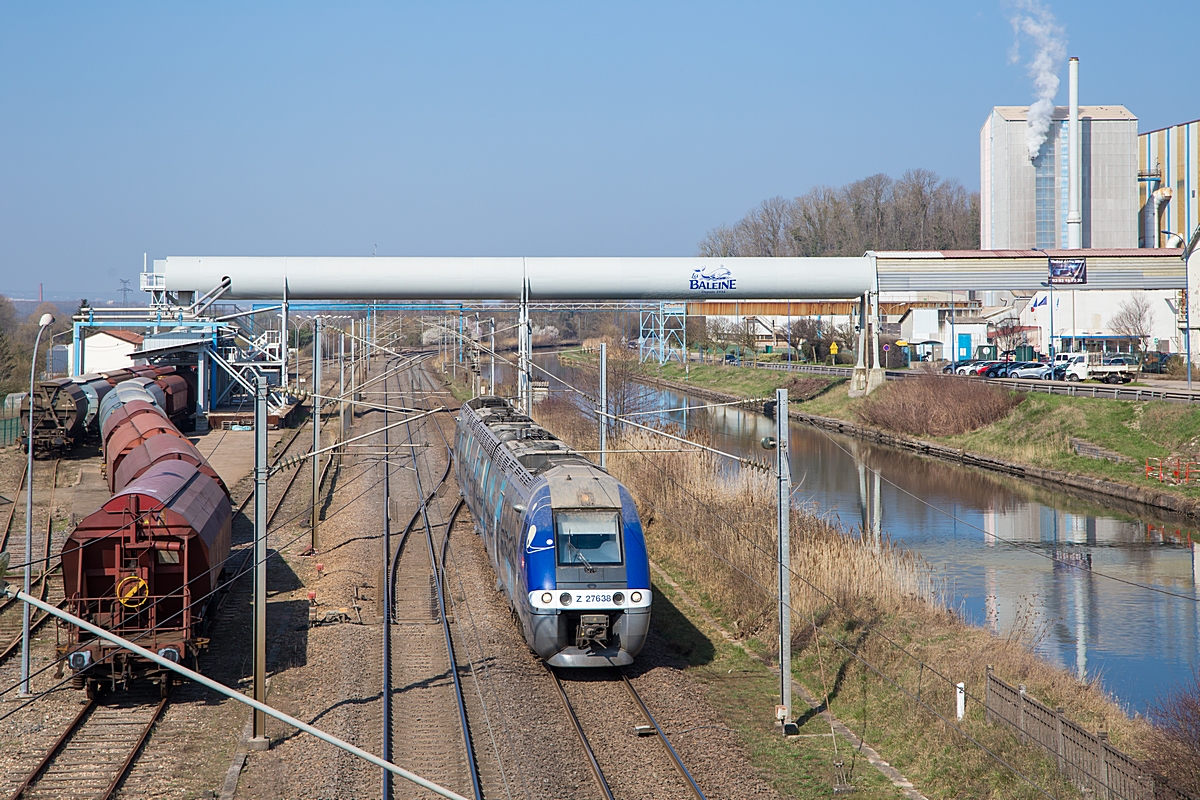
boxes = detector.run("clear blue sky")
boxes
[1,1,1195,300]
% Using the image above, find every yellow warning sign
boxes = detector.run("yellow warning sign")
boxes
[829,342,839,355]
[116,575,149,608]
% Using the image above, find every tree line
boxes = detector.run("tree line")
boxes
[0,296,72,397]
[698,169,980,257]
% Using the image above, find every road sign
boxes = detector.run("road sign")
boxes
[883,344,891,352]
[829,342,839,355]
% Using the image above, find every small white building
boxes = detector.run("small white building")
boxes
[70,330,145,374]
[898,307,990,361]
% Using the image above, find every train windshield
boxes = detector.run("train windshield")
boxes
[554,511,622,567]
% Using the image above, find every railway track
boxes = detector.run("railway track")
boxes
[0,461,64,663]
[384,356,479,798]
[549,667,707,800]
[381,355,528,799]
[6,684,169,800]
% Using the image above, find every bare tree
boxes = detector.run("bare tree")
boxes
[1109,293,1156,353]
[991,315,1024,354]
[697,169,980,258]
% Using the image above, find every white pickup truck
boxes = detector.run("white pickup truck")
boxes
[1054,352,1140,383]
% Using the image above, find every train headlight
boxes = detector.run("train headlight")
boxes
[559,592,572,606]
[540,592,553,605]
[631,591,643,603]
[613,592,625,605]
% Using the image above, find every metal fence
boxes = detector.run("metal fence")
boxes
[0,412,19,448]
[749,361,1200,404]
[985,667,1194,800]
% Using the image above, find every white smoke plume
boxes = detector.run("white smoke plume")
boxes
[1009,0,1067,161]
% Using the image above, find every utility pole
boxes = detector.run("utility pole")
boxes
[339,330,346,444]
[489,318,496,395]
[766,388,794,734]
[381,395,392,797]
[249,374,269,749]
[310,317,322,553]
[599,342,607,470]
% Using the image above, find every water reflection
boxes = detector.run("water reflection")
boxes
[507,354,1200,712]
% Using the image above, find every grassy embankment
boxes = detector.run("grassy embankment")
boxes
[804,375,1200,502]
[534,396,1150,800]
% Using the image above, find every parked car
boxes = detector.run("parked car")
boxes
[1103,355,1139,366]
[968,362,999,376]
[724,352,739,364]
[987,362,1032,378]
[944,360,976,374]
[1011,363,1054,380]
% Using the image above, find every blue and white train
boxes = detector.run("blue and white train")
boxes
[455,396,651,667]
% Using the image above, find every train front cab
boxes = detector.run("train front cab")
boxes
[518,479,651,667]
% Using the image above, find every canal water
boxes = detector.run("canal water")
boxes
[500,354,1200,714]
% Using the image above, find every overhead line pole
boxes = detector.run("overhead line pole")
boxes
[251,374,269,748]
[311,316,322,553]
[775,388,794,734]
[599,342,607,470]
[382,386,393,797]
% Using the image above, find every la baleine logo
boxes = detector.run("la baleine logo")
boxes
[689,264,736,293]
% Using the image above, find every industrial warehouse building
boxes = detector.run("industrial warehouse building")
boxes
[1140,118,1199,248]
[980,104,1139,249]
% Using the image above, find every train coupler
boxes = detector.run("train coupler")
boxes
[576,614,609,648]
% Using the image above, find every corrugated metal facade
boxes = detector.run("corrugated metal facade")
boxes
[1140,119,1199,246]
[875,249,1184,292]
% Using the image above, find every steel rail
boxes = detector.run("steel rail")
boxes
[6,696,95,800]
[619,670,707,800]
[0,465,28,553]
[546,667,614,800]
[402,361,483,800]
[7,690,170,800]
[0,461,61,662]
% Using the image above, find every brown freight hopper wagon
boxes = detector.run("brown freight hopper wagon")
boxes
[19,377,88,457]
[59,460,232,694]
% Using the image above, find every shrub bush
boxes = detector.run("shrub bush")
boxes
[856,373,1022,437]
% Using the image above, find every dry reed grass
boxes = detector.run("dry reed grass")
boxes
[858,373,1023,437]
[534,397,945,635]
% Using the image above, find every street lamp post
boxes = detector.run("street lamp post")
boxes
[20,312,54,697]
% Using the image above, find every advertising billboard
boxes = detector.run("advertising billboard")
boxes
[1048,257,1087,285]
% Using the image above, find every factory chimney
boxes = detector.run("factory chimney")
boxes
[1066,57,1082,249]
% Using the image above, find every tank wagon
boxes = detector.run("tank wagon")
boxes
[456,396,651,667]
[19,378,89,456]
[59,372,228,693]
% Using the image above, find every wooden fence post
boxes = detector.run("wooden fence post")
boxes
[985,665,993,723]
[1018,684,1027,742]
[1055,707,1066,774]
[1095,730,1109,800]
